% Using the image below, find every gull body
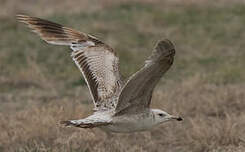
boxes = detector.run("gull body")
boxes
[100,109,180,133]
[17,15,182,133]
[62,108,182,133]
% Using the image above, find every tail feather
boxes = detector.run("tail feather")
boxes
[60,120,75,127]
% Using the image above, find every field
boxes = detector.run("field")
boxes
[0,0,245,151]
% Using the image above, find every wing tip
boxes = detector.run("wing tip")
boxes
[156,39,175,48]
[155,39,175,55]
[16,14,28,18]
[16,14,29,20]
[16,14,34,25]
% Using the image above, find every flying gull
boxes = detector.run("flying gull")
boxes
[17,15,182,133]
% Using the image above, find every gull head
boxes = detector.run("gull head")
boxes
[151,109,183,124]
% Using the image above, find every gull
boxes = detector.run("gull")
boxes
[17,15,183,133]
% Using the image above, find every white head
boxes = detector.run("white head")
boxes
[151,109,182,125]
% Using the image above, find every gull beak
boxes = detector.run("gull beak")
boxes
[169,115,183,121]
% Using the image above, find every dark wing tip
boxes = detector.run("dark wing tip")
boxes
[16,14,28,18]
[176,117,183,121]
[156,39,175,53]
[16,14,32,23]
[148,39,175,63]
[16,14,62,27]
[16,14,43,27]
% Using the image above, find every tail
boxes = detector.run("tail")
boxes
[60,119,111,129]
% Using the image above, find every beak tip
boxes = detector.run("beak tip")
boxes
[176,117,183,121]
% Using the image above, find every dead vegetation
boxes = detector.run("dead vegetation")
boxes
[0,0,245,152]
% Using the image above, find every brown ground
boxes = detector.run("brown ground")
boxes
[0,0,245,151]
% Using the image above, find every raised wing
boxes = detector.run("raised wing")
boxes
[115,40,175,115]
[17,15,123,111]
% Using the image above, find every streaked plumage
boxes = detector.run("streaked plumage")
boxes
[17,15,182,133]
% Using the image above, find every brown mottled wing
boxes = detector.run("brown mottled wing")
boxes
[71,46,122,110]
[115,40,175,115]
[17,15,123,111]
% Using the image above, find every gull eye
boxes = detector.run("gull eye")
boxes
[158,113,164,117]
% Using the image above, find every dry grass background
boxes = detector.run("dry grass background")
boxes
[0,0,245,151]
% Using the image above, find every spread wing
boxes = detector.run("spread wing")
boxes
[17,15,123,111]
[115,40,175,115]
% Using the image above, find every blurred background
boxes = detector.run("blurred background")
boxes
[0,0,245,151]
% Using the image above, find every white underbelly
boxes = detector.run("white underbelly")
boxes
[100,116,154,133]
